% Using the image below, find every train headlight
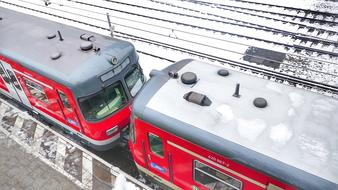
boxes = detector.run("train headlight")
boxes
[106,125,118,136]
[111,56,118,65]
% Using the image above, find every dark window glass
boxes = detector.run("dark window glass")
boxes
[125,66,145,97]
[194,161,242,190]
[148,133,164,157]
[78,82,127,121]
[7,70,21,90]
[58,90,71,109]
[25,79,49,103]
[0,65,10,83]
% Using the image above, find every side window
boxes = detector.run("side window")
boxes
[194,161,242,190]
[0,65,10,83]
[125,66,145,97]
[148,133,164,157]
[58,90,71,109]
[24,79,49,103]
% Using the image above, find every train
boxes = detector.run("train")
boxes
[129,59,338,190]
[0,8,145,150]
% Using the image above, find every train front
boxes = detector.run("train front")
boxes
[71,40,145,151]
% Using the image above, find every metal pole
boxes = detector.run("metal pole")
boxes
[106,13,114,38]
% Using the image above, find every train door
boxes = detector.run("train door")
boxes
[0,60,31,108]
[57,90,82,132]
[145,132,171,183]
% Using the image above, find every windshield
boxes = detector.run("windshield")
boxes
[125,67,145,97]
[78,82,127,121]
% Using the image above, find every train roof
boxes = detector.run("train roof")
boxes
[133,59,338,190]
[0,8,138,97]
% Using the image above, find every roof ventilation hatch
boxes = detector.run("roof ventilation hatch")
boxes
[183,91,212,106]
[50,52,62,60]
[80,41,93,51]
[47,33,56,39]
[80,33,95,41]
[181,72,197,84]
[217,69,229,77]
[253,97,268,108]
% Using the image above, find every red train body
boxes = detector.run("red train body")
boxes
[0,8,145,150]
[130,59,338,189]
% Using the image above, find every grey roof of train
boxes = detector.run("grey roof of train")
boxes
[0,8,137,97]
[133,59,338,190]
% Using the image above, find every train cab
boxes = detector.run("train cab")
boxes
[0,7,145,150]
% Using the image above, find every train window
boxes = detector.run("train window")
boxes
[194,161,242,190]
[0,66,10,83]
[78,82,127,121]
[125,66,144,97]
[58,90,71,109]
[24,79,49,104]
[148,133,164,157]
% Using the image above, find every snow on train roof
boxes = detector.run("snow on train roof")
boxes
[0,8,136,92]
[146,60,338,184]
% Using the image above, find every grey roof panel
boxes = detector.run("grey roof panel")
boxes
[0,7,138,97]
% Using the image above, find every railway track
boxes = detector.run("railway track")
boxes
[8,1,334,65]
[57,0,338,82]
[152,0,338,56]
[11,0,338,82]
[104,0,338,43]
[71,0,338,60]
[183,0,338,23]
[1,0,338,95]
[151,0,337,36]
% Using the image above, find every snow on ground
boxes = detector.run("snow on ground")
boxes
[201,0,338,15]
[112,174,140,190]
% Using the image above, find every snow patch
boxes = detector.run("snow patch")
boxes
[269,124,293,145]
[299,134,329,163]
[113,174,140,190]
[237,118,266,141]
[216,104,234,123]
[289,92,304,107]
[288,108,296,116]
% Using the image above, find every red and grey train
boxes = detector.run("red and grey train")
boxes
[0,8,145,150]
[129,59,338,190]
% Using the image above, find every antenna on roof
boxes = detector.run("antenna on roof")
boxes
[233,83,241,98]
[57,30,64,41]
[106,13,115,38]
